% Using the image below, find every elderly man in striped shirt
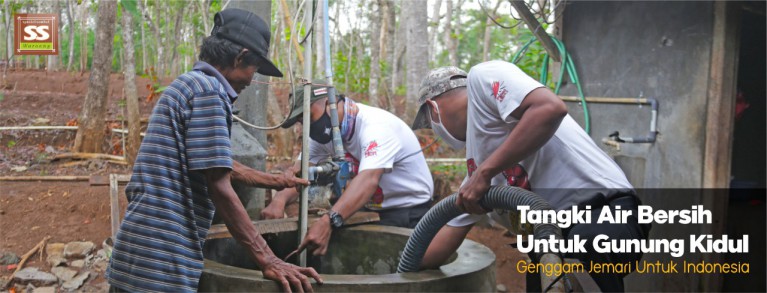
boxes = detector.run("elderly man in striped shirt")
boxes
[106,9,322,293]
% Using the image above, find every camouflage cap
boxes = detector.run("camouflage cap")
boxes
[411,66,468,130]
[281,80,330,128]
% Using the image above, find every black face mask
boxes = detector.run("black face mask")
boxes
[309,111,333,144]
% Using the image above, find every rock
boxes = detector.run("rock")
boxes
[44,146,55,154]
[12,268,58,287]
[33,287,56,293]
[63,242,94,259]
[10,165,28,172]
[12,284,26,293]
[62,272,89,291]
[496,284,507,292]
[69,260,85,269]
[31,118,50,126]
[46,255,67,267]
[91,260,108,273]
[46,242,67,267]
[25,283,36,293]
[0,277,10,290]
[95,249,108,261]
[51,267,77,282]
[46,243,65,256]
[0,252,20,265]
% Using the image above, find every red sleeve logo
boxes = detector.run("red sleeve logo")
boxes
[365,186,385,209]
[502,164,531,190]
[345,152,360,176]
[371,187,384,204]
[491,81,508,102]
[467,158,478,176]
[364,140,379,158]
[468,158,530,190]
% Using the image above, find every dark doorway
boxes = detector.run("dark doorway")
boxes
[730,1,766,190]
[724,2,766,292]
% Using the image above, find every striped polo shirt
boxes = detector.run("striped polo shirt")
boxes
[107,61,237,292]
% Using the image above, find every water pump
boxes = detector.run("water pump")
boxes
[305,87,350,209]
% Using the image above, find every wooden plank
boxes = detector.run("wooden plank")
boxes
[0,176,90,181]
[510,0,562,62]
[89,175,110,186]
[702,1,740,291]
[51,152,126,162]
[206,212,382,240]
[110,174,121,239]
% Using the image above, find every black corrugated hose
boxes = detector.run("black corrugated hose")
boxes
[397,186,562,273]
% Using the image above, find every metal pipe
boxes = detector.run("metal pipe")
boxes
[298,0,313,267]
[559,95,659,143]
[326,89,344,159]
[322,0,344,160]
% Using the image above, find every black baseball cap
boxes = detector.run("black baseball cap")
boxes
[213,8,283,77]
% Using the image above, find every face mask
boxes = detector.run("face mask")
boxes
[309,111,333,144]
[429,101,465,150]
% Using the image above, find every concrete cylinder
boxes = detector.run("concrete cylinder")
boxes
[200,225,496,292]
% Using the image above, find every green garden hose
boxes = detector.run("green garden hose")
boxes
[512,36,591,134]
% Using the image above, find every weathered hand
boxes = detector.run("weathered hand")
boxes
[274,172,310,190]
[261,201,286,220]
[295,216,333,256]
[457,170,492,215]
[261,256,323,293]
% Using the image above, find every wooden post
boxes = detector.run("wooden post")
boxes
[702,1,740,291]
[510,0,562,62]
[109,174,131,239]
[110,174,120,239]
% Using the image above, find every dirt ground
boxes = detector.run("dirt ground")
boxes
[0,69,526,291]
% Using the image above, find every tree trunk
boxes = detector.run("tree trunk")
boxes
[161,3,170,75]
[148,0,161,75]
[443,0,454,66]
[390,0,406,110]
[333,0,342,58]
[199,0,210,34]
[139,0,147,73]
[47,0,60,72]
[314,0,325,78]
[80,3,88,72]
[3,0,10,63]
[428,0,442,63]
[278,0,304,69]
[121,4,141,166]
[405,0,428,121]
[266,6,291,158]
[378,0,396,112]
[73,0,117,153]
[168,3,185,77]
[368,0,381,107]
[66,0,75,71]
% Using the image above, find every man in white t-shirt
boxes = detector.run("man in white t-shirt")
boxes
[412,61,649,292]
[261,82,434,256]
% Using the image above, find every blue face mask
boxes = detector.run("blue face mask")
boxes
[309,111,333,144]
